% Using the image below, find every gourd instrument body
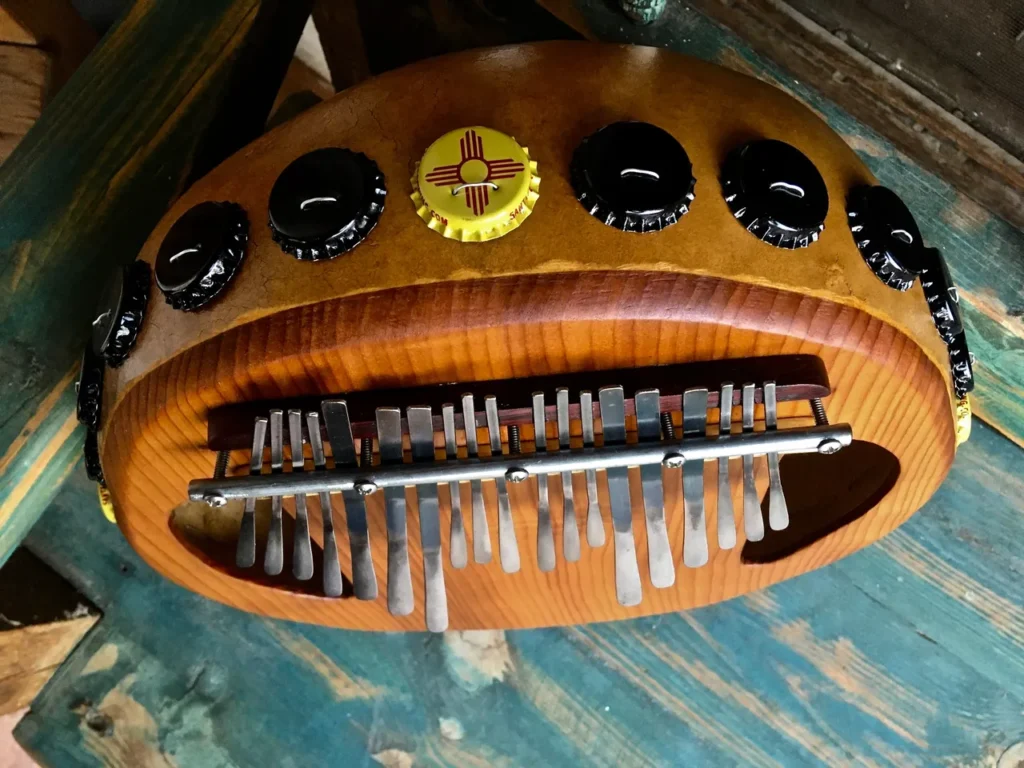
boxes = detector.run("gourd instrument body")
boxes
[91,42,960,631]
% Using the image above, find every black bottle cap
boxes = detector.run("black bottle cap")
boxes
[76,344,104,430]
[84,429,104,485]
[919,247,964,344]
[847,186,929,291]
[570,121,695,233]
[268,148,386,260]
[155,201,248,311]
[91,260,150,368]
[947,330,974,397]
[721,139,829,249]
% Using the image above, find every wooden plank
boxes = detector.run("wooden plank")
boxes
[0,0,96,94]
[0,7,36,45]
[0,44,49,163]
[537,0,1024,450]
[0,0,312,569]
[13,419,1024,766]
[784,0,1024,162]
[311,0,370,90]
[0,548,99,715]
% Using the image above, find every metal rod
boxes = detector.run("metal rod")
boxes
[532,392,555,573]
[288,409,313,581]
[556,388,580,563]
[486,395,520,574]
[636,389,673,588]
[442,403,468,569]
[190,424,852,503]
[580,390,604,548]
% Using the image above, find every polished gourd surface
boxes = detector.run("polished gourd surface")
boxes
[97,42,956,630]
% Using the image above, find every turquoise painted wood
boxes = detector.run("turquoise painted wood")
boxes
[14,420,1024,767]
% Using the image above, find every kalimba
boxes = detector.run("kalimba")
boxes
[79,42,971,632]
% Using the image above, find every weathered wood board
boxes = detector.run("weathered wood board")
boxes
[13,420,1024,767]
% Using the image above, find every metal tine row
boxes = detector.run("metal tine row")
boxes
[231,380,798,625]
[234,405,372,600]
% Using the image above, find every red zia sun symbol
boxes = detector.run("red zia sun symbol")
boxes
[424,129,524,216]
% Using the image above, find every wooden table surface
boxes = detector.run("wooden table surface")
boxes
[4,1,1023,765]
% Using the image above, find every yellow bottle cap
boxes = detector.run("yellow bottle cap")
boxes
[411,126,540,242]
[97,484,116,523]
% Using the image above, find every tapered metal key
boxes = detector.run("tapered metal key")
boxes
[741,383,765,542]
[486,396,520,573]
[408,406,447,632]
[532,392,555,572]
[236,416,267,568]
[263,410,285,576]
[599,386,642,607]
[635,389,674,587]
[288,410,314,580]
[717,383,737,550]
[306,412,342,597]
[377,407,413,615]
[322,400,378,600]
[442,404,468,569]
[555,389,581,562]
[763,381,790,531]
[462,394,492,564]
[682,389,709,568]
[580,390,604,547]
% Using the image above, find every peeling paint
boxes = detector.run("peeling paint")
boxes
[442,630,512,692]
[265,622,385,701]
[81,643,119,676]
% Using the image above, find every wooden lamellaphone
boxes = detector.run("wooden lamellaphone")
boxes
[79,42,970,632]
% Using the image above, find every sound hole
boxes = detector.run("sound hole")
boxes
[742,440,900,564]
[169,499,354,597]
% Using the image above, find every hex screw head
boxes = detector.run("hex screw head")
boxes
[817,438,843,455]
[354,481,378,496]
[662,453,684,468]
[505,467,529,483]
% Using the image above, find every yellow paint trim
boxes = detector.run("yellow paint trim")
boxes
[0,363,79,476]
[0,411,80,528]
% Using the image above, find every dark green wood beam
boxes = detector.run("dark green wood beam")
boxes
[0,0,311,565]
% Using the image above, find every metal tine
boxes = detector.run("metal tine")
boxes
[580,391,604,547]
[442,404,468,569]
[741,383,765,542]
[635,389,674,588]
[717,383,737,550]
[235,416,267,568]
[376,407,413,616]
[532,393,555,572]
[764,382,790,531]
[485,396,520,573]
[599,386,642,607]
[288,410,314,580]
[408,406,447,633]
[461,394,492,565]
[681,389,710,568]
[555,389,581,562]
[263,410,285,576]
[306,412,342,597]
[322,400,378,600]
